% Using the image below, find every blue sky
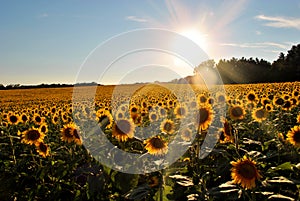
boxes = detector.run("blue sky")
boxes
[1,0,300,85]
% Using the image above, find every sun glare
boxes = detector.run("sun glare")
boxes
[180,29,208,52]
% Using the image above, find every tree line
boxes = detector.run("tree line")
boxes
[193,43,300,84]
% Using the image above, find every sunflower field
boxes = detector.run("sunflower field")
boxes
[0,82,300,201]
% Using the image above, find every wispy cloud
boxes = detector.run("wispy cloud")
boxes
[37,13,49,18]
[255,15,300,30]
[220,42,290,49]
[125,16,148,23]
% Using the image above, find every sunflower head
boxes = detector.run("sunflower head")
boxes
[297,113,300,124]
[61,122,80,144]
[112,119,135,142]
[21,127,45,145]
[229,105,245,120]
[252,107,268,122]
[7,113,20,125]
[144,136,168,156]
[287,125,300,147]
[160,119,175,134]
[174,104,188,118]
[230,156,262,189]
[180,127,193,142]
[196,104,214,131]
[35,142,50,158]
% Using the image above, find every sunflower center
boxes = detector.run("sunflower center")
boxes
[10,115,18,123]
[231,107,243,118]
[39,143,48,152]
[27,130,41,141]
[198,108,209,123]
[64,128,73,138]
[255,109,265,119]
[41,125,47,133]
[293,130,300,143]
[275,98,284,105]
[238,163,257,180]
[163,122,173,132]
[150,138,165,149]
[177,107,186,116]
[22,115,28,122]
[35,116,42,123]
[116,120,131,134]
[247,94,256,101]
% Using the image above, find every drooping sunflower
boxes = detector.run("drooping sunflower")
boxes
[160,119,175,134]
[196,104,214,131]
[61,122,79,143]
[231,156,262,189]
[286,125,300,147]
[229,105,245,120]
[219,119,234,143]
[144,136,168,156]
[35,141,50,158]
[174,104,188,118]
[252,107,268,122]
[7,113,20,125]
[112,119,135,142]
[21,127,45,145]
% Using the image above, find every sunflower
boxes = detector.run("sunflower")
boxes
[219,119,234,143]
[230,156,262,189]
[61,123,80,143]
[32,113,45,125]
[180,127,193,141]
[52,114,59,125]
[229,105,245,120]
[198,94,207,104]
[35,142,50,157]
[97,110,113,129]
[286,125,300,147]
[21,127,45,145]
[252,107,268,122]
[20,113,29,124]
[297,113,300,124]
[73,127,82,145]
[160,119,175,134]
[7,113,20,125]
[246,91,257,103]
[144,136,168,155]
[196,104,214,131]
[112,119,135,142]
[149,112,159,122]
[148,176,160,188]
[174,104,188,118]
[265,104,273,112]
[39,123,48,134]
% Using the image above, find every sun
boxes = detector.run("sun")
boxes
[179,29,208,52]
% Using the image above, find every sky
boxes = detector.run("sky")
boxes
[1,0,300,85]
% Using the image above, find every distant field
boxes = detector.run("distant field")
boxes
[1,82,299,200]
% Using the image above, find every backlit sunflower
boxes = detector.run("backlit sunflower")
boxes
[160,119,175,134]
[32,113,45,125]
[112,119,135,142]
[229,105,245,120]
[97,110,113,129]
[219,119,234,143]
[144,136,168,156]
[196,104,213,131]
[35,141,50,158]
[286,125,300,147]
[7,113,20,125]
[252,107,268,122]
[180,127,193,141]
[21,127,45,145]
[231,156,262,189]
[61,122,79,143]
[174,104,188,118]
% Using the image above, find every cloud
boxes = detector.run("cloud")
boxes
[220,42,290,49]
[37,13,49,18]
[126,16,148,22]
[255,15,300,30]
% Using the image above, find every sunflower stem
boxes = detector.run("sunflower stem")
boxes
[9,135,17,165]
[159,169,164,201]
